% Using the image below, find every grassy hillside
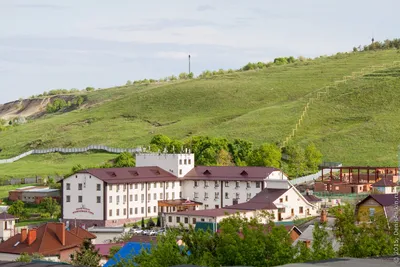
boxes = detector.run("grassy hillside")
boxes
[0,50,400,178]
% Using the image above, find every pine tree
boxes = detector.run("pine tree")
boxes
[71,239,101,267]
[156,216,161,227]
[141,217,145,228]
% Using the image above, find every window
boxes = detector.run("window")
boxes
[204,181,209,188]
[176,217,181,223]
[188,159,191,164]
[123,195,126,203]
[215,205,219,209]
[130,184,133,189]
[141,183,144,190]
[117,209,120,216]
[172,192,175,199]
[109,185,113,191]
[66,195,71,202]
[179,181,182,186]
[192,218,197,224]
[194,192,199,198]
[204,192,209,199]
[154,193,157,200]
[256,182,261,188]
[172,182,175,189]
[97,196,101,203]
[166,192,169,199]
[215,181,219,187]
[169,216,172,223]
[160,193,163,199]
[184,159,187,164]
[205,204,209,209]
[148,207,150,213]
[66,183,71,190]
[246,193,251,200]
[369,208,375,217]
[236,181,240,188]
[117,185,120,191]
[166,182,169,189]
[215,192,220,199]
[135,194,138,201]
[179,192,182,198]
[109,210,112,216]
[246,182,251,188]
[123,184,126,191]
[123,208,126,215]
[153,183,157,188]
[78,183,83,190]
[78,196,83,203]
[184,217,189,224]
[194,181,198,187]
[130,208,133,215]
[141,194,144,203]
[135,208,138,214]
[153,206,157,213]
[299,207,304,214]
[279,198,283,203]
[285,196,288,201]
[225,181,229,187]
[179,169,182,175]
[235,193,240,199]
[117,196,120,203]
[135,184,138,189]
[179,159,182,165]
[109,196,112,203]
[130,195,133,201]
[97,184,101,191]
[141,207,144,214]
[225,192,229,199]
[148,193,151,201]
[201,218,205,222]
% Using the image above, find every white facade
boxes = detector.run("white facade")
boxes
[0,219,16,242]
[63,173,104,222]
[136,152,194,178]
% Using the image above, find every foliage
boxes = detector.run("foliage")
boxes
[215,149,234,166]
[156,216,161,227]
[126,80,132,86]
[109,245,122,258]
[285,145,307,177]
[112,232,133,243]
[141,217,145,228]
[46,99,68,113]
[113,152,135,167]
[15,252,43,262]
[147,217,155,228]
[8,200,26,219]
[71,239,101,267]
[310,222,336,261]
[227,139,253,166]
[40,197,60,218]
[305,143,323,172]
[247,143,281,168]
[85,87,95,92]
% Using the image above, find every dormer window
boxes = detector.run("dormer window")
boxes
[106,172,117,177]
[129,171,139,176]
[203,170,211,175]
[240,170,248,176]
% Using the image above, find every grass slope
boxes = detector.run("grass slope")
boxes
[0,50,399,177]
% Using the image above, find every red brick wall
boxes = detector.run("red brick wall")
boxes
[59,247,79,262]
[8,192,22,201]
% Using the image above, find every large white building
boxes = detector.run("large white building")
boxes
[61,152,316,227]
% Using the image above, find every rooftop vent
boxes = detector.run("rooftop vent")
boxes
[129,171,139,176]
[151,169,161,175]
[240,170,248,176]
[106,172,117,177]
[203,170,211,175]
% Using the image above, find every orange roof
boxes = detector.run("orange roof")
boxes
[69,227,96,240]
[0,222,96,256]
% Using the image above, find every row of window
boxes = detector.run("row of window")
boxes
[65,195,101,203]
[109,206,158,217]
[179,159,192,165]
[194,181,261,188]
[109,181,182,191]
[279,196,289,202]
[168,216,211,224]
[193,192,252,200]
[66,183,102,191]
[109,192,182,204]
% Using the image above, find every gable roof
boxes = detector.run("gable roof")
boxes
[170,208,247,217]
[78,167,179,184]
[184,166,279,181]
[372,178,397,187]
[224,188,288,211]
[303,194,322,203]
[0,223,95,256]
[69,227,96,240]
[358,193,400,207]
[0,212,17,220]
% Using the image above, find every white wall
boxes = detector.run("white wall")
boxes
[136,153,194,177]
[63,174,104,221]
[0,220,15,241]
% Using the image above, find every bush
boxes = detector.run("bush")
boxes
[46,99,68,113]
[147,218,155,228]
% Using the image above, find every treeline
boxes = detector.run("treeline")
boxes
[29,87,95,99]
[353,38,400,52]
[114,204,395,267]
[46,96,85,113]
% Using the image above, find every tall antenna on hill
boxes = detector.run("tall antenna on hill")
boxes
[188,54,191,74]
[371,32,375,44]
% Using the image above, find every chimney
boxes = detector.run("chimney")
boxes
[56,223,66,246]
[320,210,327,223]
[20,228,27,243]
[306,189,310,196]
[27,229,37,246]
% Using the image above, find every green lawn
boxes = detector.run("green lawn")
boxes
[0,50,400,178]
[16,218,58,227]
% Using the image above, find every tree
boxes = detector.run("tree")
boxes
[147,218,155,228]
[40,197,60,218]
[179,72,188,80]
[126,80,132,86]
[113,152,135,167]
[15,252,43,262]
[8,200,26,218]
[188,72,194,79]
[109,245,122,258]
[141,217,145,228]
[305,143,323,172]
[227,139,253,165]
[71,239,101,267]
[156,216,161,227]
[215,149,234,166]
[85,87,95,92]
[150,134,171,152]
[311,222,336,261]
[285,144,307,177]
[247,143,281,168]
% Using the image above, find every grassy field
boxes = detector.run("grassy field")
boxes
[0,50,400,178]
[0,153,116,178]
[16,218,58,227]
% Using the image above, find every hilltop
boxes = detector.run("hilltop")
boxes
[0,49,400,177]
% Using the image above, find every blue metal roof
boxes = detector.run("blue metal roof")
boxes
[103,242,152,267]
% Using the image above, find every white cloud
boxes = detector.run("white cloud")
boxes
[154,51,196,59]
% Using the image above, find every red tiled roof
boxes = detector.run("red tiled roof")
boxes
[0,212,17,220]
[372,178,398,187]
[184,166,278,181]
[170,208,247,217]
[69,227,97,240]
[80,167,179,184]
[0,223,95,256]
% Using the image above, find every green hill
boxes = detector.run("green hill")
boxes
[0,49,400,178]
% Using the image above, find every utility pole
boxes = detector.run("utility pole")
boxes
[188,54,191,74]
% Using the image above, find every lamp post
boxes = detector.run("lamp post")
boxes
[188,54,191,74]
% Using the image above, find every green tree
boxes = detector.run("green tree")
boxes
[150,134,172,152]
[15,252,43,262]
[179,72,188,80]
[147,217,155,228]
[85,87,95,92]
[8,200,26,218]
[311,222,336,261]
[109,245,122,258]
[141,217,145,228]
[156,216,161,227]
[188,72,194,79]
[305,143,323,172]
[71,239,101,267]
[126,80,132,86]
[113,152,135,167]
[247,143,281,168]
[215,149,234,166]
[40,197,60,218]
[285,144,307,176]
[227,139,253,165]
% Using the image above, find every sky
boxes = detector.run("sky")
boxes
[0,0,399,103]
